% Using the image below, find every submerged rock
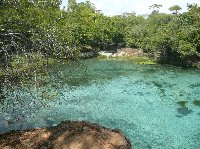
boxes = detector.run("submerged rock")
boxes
[176,101,188,108]
[0,121,132,149]
[193,100,200,106]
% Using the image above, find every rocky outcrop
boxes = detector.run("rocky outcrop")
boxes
[0,121,132,149]
[98,48,144,58]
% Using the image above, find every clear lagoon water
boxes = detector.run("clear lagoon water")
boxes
[0,59,200,148]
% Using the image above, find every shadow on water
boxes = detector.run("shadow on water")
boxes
[176,108,193,118]
[192,100,200,106]
[175,100,193,118]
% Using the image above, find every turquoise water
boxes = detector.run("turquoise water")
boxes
[0,59,200,148]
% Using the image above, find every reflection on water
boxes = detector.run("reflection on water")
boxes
[0,59,200,148]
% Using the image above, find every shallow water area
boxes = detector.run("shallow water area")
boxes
[0,59,200,148]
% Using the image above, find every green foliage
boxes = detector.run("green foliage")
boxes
[1,1,200,117]
[169,5,182,14]
[149,4,162,10]
[0,1,200,71]
[123,4,200,67]
[149,4,162,14]
[67,0,77,11]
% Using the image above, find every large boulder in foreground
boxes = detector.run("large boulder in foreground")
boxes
[0,121,132,149]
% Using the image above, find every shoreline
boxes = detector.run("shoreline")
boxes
[97,48,157,65]
[0,120,132,149]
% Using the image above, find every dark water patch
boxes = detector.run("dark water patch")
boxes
[160,88,165,95]
[192,100,200,107]
[152,81,163,88]
[135,92,145,96]
[169,74,179,79]
[146,145,152,149]
[175,115,183,118]
[144,68,157,74]
[179,93,184,97]
[152,81,176,89]
[189,83,200,89]
[134,80,144,85]
[145,82,152,86]
[177,108,193,116]
[121,89,129,94]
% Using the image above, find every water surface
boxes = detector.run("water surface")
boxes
[0,59,200,148]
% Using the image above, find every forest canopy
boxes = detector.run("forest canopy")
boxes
[0,0,200,68]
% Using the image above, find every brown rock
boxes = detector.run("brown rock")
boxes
[0,121,132,149]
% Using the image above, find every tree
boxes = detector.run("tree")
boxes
[149,4,162,14]
[67,0,77,12]
[169,5,182,14]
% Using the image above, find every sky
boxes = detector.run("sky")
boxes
[61,0,200,16]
